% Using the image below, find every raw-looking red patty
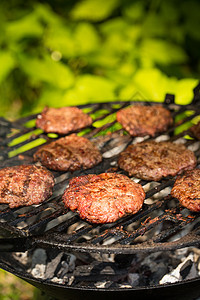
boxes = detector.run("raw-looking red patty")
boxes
[34,134,102,172]
[62,173,145,224]
[36,106,92,134]
[116,105,173,137]
[0,165,54,208]
[118,141,197,181]
[171,169,200,212]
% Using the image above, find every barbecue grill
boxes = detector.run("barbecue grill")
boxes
[0,83,200,300]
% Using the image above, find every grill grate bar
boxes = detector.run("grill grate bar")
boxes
[119,208,194,245]
[1,100,200,253]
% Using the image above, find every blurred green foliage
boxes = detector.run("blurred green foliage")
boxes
[0,0,199,119]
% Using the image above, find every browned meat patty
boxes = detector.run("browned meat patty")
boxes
[116,105,173,137]
[0,165,54,208]
[190,121,200,140]
[34,134,102,172]
[62,173,145,223]
[118,141,197,181]
[36,106,93,134]
[171,169,200,212]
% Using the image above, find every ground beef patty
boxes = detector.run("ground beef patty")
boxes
[0,165,54,208]
[36,106,92,134]
[118,141,197,181]
[62,173,145,223]
[34,134,102,172]
[171,169,200,212]
[116,105,173,137]
[190,121,200,140]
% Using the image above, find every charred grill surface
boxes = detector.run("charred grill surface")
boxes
[0,100,200,254]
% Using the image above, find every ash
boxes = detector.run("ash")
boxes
[13,246,200,290]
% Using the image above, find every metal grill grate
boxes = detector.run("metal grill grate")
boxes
[1,96,200,254]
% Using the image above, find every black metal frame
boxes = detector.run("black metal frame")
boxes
[0,94,200,255]
[0,86,200,296]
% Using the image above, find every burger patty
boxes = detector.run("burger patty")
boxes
[116,105,173,137]
[62,173,145,224]
[0,165,54,208]
[36,106,92,134]
[190,121,200,140]
[118,141,197,181]
[171,169,200,212]
[33,134,102,172]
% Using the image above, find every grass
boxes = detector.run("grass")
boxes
[0,269,53,300]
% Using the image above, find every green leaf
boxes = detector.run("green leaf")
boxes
[20,55,74,89]
[119,68,199,104]
[74,22,100,55]
[123,2,145,22]
[34,2,63,26]
[174,79,199,104]
[6,12,44,41]
[100,18,129,35]
[44,26,75,58]
[141,14,167,38]
[88,49,120,68]
[61,74,116,105]
[133,68,171,101]
[36,87,65,108]
[70,0,120,21]
[140,39,188,66]
[0,51,16,83]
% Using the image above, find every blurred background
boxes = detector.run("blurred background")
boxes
[0,0,199,298]
[0,0,199,121]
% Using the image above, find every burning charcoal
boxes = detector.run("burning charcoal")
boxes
[95,280,113,289]
[115,254,136,268]
[127,273,140,287]
[180,259,193,279]
[159,253,198,284]
[31,248,47,266]
[30,248,47,279]
[44,252,63,280]
[56,253,76,278]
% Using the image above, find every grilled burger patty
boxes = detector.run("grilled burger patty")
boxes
[62,173,145,224]
[190,121,200,140]
[34,134,102,172]
[171,169,200,212]
[36,106,92,134]
[116,105,173,137]
[118,141,197,181]
[0,165,54,208]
